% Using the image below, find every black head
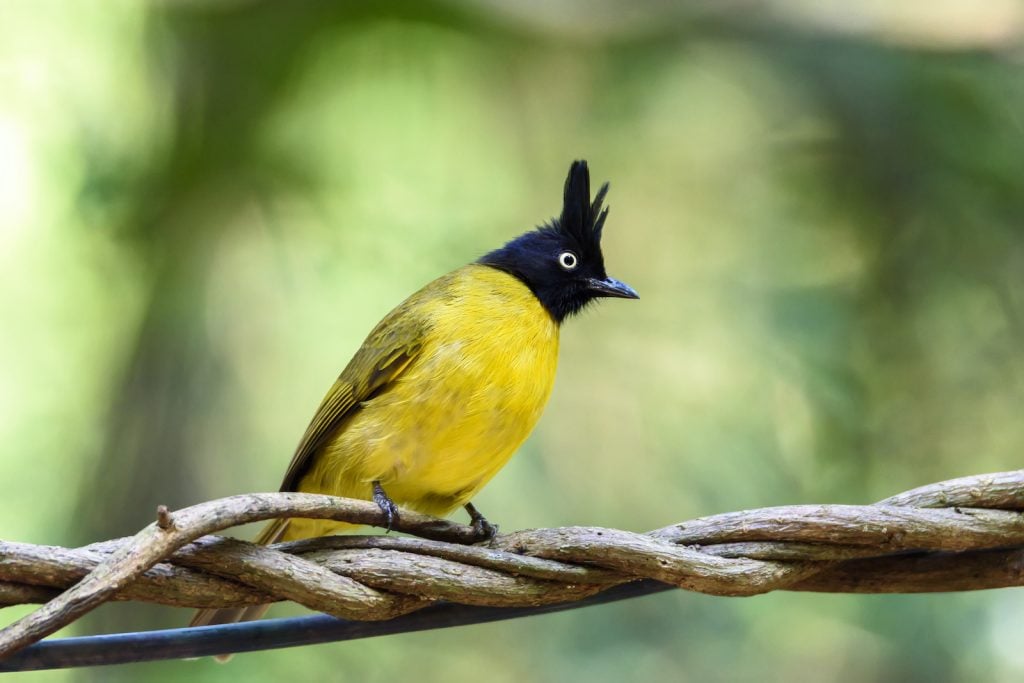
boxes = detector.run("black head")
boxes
[478,160,638,323]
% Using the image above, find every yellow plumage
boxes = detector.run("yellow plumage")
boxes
[285,264,559,539]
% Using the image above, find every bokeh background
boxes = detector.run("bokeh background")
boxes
[3,1,1024,681]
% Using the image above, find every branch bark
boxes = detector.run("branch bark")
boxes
[0,493,478,657]
[0,470,1021,661]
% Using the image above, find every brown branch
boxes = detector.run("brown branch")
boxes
[788,548,1024,593]
[155,505,174,530]
[0,493,478,657]
[650,505,1024,550]
[309,547,607,607]
[279,534,627,586]
[174,537,428,620]
[0,470,1022,659]
[0,583,59,608]
[879,470,1024,509]
[0,541,271,608]
[493,527,823,596]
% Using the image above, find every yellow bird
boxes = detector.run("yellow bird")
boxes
[191,160,637,628]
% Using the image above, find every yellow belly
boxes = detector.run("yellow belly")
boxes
[286,265,559,539]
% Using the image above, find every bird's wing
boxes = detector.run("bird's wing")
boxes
[278,307,427,492]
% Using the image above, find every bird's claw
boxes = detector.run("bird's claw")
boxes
[472,516,498,541]
[465,502,498,541]
[372,481,399,533]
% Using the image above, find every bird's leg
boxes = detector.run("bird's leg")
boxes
[464,501,498,540]
[372,481,399,532]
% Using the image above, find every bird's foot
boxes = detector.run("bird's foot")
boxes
[465,502,498,541]
[372,481,399,532]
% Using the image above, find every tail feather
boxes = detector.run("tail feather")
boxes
[188,518,290,662]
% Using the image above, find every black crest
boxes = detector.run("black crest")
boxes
[551,160,610,255]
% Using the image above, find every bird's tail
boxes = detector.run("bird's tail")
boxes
[188,517,290,662]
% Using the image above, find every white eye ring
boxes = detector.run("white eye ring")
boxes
[558,251,579,270]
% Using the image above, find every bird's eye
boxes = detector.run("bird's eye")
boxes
[558,251,579,270]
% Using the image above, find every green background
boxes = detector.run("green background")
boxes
[2,1,1023,681]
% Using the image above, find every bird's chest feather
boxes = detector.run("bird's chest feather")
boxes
[333,267,560,503]
[414,306,559,442]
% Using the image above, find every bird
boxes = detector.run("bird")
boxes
[190,160,637,630]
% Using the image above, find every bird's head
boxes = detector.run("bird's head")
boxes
[479,160,638,324]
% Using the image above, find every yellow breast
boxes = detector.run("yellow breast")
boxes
[291,264,559,537]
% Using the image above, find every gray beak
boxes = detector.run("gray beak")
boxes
[586,277,639,300]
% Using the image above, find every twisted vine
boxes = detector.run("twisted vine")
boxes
[1,470,1022,661]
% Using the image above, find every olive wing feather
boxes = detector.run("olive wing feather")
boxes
[278,309,426,492]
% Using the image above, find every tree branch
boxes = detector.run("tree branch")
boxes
[0,493,478,656]
[0,470,1021,666]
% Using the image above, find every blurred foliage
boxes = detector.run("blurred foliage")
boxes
[2,1,1023,681]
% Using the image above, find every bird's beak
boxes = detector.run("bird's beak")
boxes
[586,277,639,300]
